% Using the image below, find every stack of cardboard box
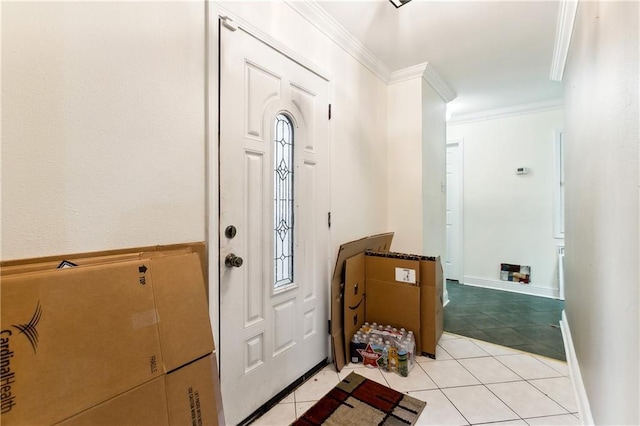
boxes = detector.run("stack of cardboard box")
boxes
[1,244,224,425]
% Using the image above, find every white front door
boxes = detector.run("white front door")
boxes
[219,22,330,425]
[445,141,463,281]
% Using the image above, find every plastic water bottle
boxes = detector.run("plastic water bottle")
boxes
[406,331,415,369]
[398,344,409,377]
[388,345,398,373]
[350,334,360,364]
[382,341,391,370]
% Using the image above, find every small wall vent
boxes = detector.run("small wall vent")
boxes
[500,263,531,284]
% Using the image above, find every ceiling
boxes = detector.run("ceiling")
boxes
[314,0,564,118]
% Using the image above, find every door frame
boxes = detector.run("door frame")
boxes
[205,3,335,370]
[445,139,464,297]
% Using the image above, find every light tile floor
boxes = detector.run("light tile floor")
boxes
[252,333,580,425]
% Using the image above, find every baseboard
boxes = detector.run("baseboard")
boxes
[560,310,594,425]
[463,276,560,299]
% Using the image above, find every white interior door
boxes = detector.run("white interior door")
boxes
[219,21,329,425]
[445,141,463,281]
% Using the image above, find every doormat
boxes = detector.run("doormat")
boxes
[292,372,426,426]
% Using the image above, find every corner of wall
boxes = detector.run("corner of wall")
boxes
[421,81,447,258]
[385,78,425,254]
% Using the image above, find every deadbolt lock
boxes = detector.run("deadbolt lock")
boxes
[225,225,237,239]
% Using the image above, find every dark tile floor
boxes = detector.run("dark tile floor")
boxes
[444,280,566,360]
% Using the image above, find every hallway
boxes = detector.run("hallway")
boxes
[444,281,565,360]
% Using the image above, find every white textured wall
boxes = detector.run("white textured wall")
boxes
[447,109,564,294]
[328,38,389,248]
[422,83,446,258]
[1,2,206,259]
[386,77,446,257]
[387,79,424,253]
[563,1,639,424]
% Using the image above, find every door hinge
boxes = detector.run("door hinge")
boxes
[328,104,332,120]
[327,212,331,228]
[328,320,331,334]
[221,16,238,32]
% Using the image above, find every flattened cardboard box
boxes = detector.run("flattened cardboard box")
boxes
[332,234,444,371]
[56,376,170,426]
[330,233,394,372]
[0,253,214,426]
[165,354,224,426]
[0,242,206,280]
[56,354,224,426]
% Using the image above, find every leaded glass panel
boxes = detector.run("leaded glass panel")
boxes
[274,114,294,287]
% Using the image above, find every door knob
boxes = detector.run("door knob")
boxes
[225,253,243,268]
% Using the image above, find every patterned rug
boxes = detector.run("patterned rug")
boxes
[292,372,426,425]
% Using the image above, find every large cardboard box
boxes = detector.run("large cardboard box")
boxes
[331,234,444,371]
[419,256,445,357]
[56,354,224,426]
[330,233,394,372]
[0,252,214,425]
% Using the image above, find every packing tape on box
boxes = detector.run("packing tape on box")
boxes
[132,309,159,329]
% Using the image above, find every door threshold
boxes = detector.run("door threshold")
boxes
[238,358,329,426]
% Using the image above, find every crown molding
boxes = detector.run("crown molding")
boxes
[448,99,564,125]
[550,0,579,81]
[422,63,457,103]
[388,62,429,84]
[388,62,457,103]
[285,0,458,102]
[284,0,392,82]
